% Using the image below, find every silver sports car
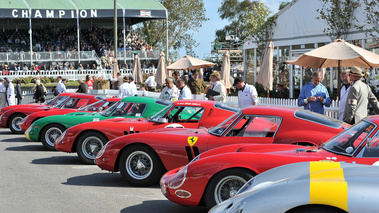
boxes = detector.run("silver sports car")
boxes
[210,161,379,213]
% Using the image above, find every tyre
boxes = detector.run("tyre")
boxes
[76,131,108,164]
[41,124,66,151]
[119,145,164,186]
[204,169,255,210]
[9,113,26,134]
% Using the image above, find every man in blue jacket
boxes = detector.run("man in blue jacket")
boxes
[298,71,331,114]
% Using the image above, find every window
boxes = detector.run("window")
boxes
[225,115,281,137]
[62,98,89,109]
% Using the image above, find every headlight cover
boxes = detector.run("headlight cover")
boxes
[168,165,188,189]
[96,144,107,159]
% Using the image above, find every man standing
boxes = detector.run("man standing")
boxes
[112,72,123,90]
[343,66,379,124]
[208,71,226,102]
[176,78,192,100]
[118,76,130,98]
[0,79,7,108]
[144,72,157,91]
[188,69,207,95]
[298,71,331,114]
[128,76,137,96]
[76,79,88,94]
[57,76,67,94]
[159,77,179,101]
[234,77,258,108]
[172,70,180,81]
[4,78,15,106]
[339,69,352,121]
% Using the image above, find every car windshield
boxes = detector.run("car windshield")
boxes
[209,112,242,136]
[78,100,107,112]
[148,104,174,121]
[100,101,122,117]
[109,102,147,117]
[50,96,70,108]
[323,120,376,156]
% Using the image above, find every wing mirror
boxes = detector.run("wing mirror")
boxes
[157,117,168,123]
[367,138,372,149]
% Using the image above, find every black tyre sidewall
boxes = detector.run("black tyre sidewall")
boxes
[76,131,107,164]
[119,145,163,187]
[204,169,255,210]
[41,124,65,151]
[9,113,25,134]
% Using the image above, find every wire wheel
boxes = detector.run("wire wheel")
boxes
[125,150,153,180]
[81,136,104,160]
[44,127,64,147]
[214,175,247,204]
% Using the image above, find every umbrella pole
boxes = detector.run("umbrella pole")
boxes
[267,90,269,104]
[337,61,341,99]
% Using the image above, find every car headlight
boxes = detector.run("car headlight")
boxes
[55,130,67,145]
[168,165,188,189]
[96,144,107,159]
[25,125,32,134]
[21,116,28,124]
[236,177,256,196]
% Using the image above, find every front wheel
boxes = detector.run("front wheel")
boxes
[9,113,26,134]
[41,124,66,150]
[204,169,255,210]
[76,132,108,164]
[119,145,164,186]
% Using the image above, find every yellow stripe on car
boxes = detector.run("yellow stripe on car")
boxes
[309,161,348,211]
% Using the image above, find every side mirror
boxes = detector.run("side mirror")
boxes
[157,118,168,123]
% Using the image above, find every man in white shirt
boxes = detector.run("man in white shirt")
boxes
[339,69,352,121]
[0,79,7,109]
[176,78,192,100]
[56,76,67,94]
[144,72,157,91]
[118,76,130,98]
[159,77,179,101]
[4,78,15,106]
[128,76,137,96]
[234,77,258,108]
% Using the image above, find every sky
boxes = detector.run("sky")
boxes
[179,0,283,59]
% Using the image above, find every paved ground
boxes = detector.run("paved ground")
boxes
[0,128,208,213]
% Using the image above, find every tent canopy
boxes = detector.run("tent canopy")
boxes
[0,0,166,23]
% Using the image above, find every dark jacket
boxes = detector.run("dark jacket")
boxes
[77,82,88,94]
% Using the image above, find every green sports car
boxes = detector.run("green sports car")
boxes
[25,96,170,150]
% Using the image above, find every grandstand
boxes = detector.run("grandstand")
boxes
[0,0,167,79]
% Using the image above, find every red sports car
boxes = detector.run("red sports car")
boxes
[55,100,237,162]
[95,106,348,187]
[160,115,379,209]
[0,93,99,133]
[19,97,120,132]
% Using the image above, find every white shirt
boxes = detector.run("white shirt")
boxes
[57,81,66,93]
[0,82,6,93]
[7,82,15,105]
[212,81,226,102]
[179,85,192,100]
[128,81,137,96]
[159,85,179,101]
[145,76,157,87]
[238,83,258,108]
[339,85,350,121]
[118,82,130,98]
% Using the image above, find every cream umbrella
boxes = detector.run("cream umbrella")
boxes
[286,38,379,95]
[112,61,119,79]
[257,41,274,91]
[221,50,231,89]
[167,55,215,70]
[155,51,167,88]
[167,57,172,77]
[132,54,143,84]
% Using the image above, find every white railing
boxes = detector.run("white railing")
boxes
[0,68,157,81]
[18,89,340,120]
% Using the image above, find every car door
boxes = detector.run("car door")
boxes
[207,115,282,150]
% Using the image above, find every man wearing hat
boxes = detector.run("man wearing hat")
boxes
[188,69,207,94]
[0,78,6,109]
[4,77,15,106]
[128,76,137,96]
[234,77,258,108]
[343,66,379,124]
[118,76,130,98]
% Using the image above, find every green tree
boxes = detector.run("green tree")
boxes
[134,0,208,57]
[216,0,274,54]
[279,1,291,10]
[356,0,379,39]
[316,0,360,40]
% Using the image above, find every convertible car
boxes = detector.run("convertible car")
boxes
[95,106,348,186]
[55,100,236,164]
[0,93,99,133]
[26,97,170,154]
[160,115,379,209]
[209,161,379,213]
[20,97,120,132]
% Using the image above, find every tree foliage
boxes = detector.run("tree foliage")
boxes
[216,0,274,53]
[134,0,208,57]
[316,0,360,40]
[356,0,379,39]
[279,1,291,10]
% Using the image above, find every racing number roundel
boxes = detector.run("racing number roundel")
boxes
[187,137,198,146]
